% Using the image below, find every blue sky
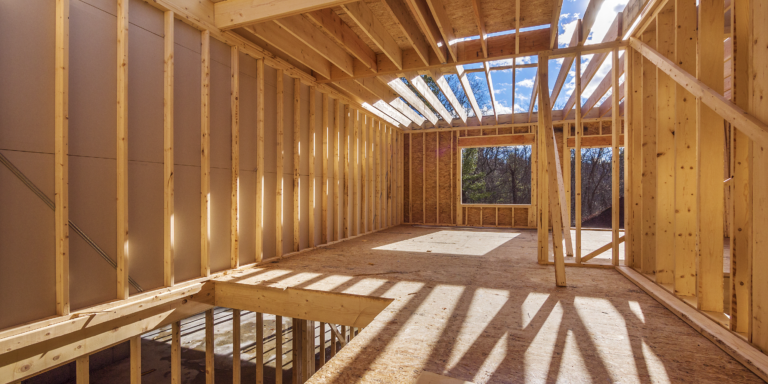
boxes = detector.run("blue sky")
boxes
[474,0,629,115]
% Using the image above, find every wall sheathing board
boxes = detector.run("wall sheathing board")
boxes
[498,207,514,226]
[173,19,203,283]
[467,207,481,226]
[411,133,425,223]
[482,207,497,226]
[438,131,452,224]
[404,134,411,223]
[210,37,232,272]
[424,132,438,224]
[68,0,119,310]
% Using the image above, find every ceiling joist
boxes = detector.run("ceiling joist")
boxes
[484,62,499,123]
[425,0,459,62]
[381,0,432,66]
[379,73,439,125]
[341,1,403,70]
[243,23,333,79]
[426,69,468,125]
[274,14,355,76]
[456,65,484,122]
[304,9,378,73]
[355,76,428,126]
[404,72,454,122]
[215,0,355,29]
[404,0,449,63]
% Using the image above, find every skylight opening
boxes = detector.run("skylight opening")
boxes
[468,72,494,116]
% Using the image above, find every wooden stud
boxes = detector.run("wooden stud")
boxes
[55,0,70,316]
[352,109,359,236]
[330,322,337,357]
[436,130,440,224]
[456,133,461,225]
[575,51,583,263]
[612,47,623,267]
[130,336,141,384]
[371,119,377,229]
[275,316,283,384]
[276,70,284,257]
[631,47,643,269]
[322,94,329,244]
[319,322,326,368]
[232,309,241,383]
[256,313,264,384]
[76,355,88,384]
[563,123,571,231]
[206,309,214,384]
[623,38,634,267]
[231,46,240,269]
[344,105,350,238]
[201,30,211,276]
[256,59,265,262]
[655,4,675,280]
[309,88,316,248]
[171,321,181,384]
[641,30,657,275]
[362,116,367,233]
[294,80,301,252]
[730,0,751,334]
[292,319,300,384]
[116,0,129,299]
[696,0,725,312]
[334,100,340,241]
[163,10,174,288]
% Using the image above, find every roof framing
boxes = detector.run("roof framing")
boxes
[341,1,403,70]
[215,0,356,29]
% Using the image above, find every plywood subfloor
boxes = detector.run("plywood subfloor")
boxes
[221,226,763,383]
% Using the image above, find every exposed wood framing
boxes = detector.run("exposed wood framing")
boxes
[116,0,129,299]
[256,59,265,262]
[425,0,458,62]
[243,23,332,80]
[344,106,351,238]
[341,1,403,69]
[171,321,181,383]
[334,100,340,241]
[231,46,240,269]
[456,66,483,122]
[655,3,674,281]
[404,0,448,63]
[470,0,488,57]
[201,30,212,275]
[275,15,355,76]
[404,72,452,122]
[382,0,431,66]
[163,11,175,288]
[640,29,656,275]
[322,94,329,244]
[304,9,378,72]
[309,87,317,247]
[276,70,285,257]
[214,0,355,29]
[484,63,499,123]
[379,74,438,125]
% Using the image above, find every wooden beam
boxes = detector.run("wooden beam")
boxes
[458,133,535,147]
[205,310,214,384]
[382,0,431,65]
[276,70,284,257]
[214,281,393,327]
[696,0,725,312]
[574,47,582,263]
[255,312,264,382]
[404,0,448,63]
[201,30,211,275]
[305,9,378,73]
[379,74,439,125]
[309,87,317,248]
[538,54,567,286]
[76,356,88,384]
[294,80,301,251]
[244,23,332,80]
[640,30,656,275]
[116,0,129,299]
[275,316,283,384]
[356,76,425,125]
[405,72,453,122]
[484,63,499,123]
[654,2,674,280]
[231,46,240,269]
[567,134,626,148]
[275,15,355,76]
[334,100,341,241]
[232,309,241,383]
[163,11,175,288]
[341,1,403,70]
[425,0,458,62]
[352,109,359,235]
[580,54,625,117]
[528,75,538,123]
[256,59,265,262]
[582,236,625,262]
[344,105,351,238]
[427,69,467,125]
[214,0,355,29]
[130,336,141,384]
[549,0,564,48]
[611,46,622,266]
[469,0,488,58]
[597,84,624,117]
[623,31,633,268]
[322,94,329,244]
[629,46,643,269]
[362,115,368,233]
[550,20,582,106]
[171,321,181,384]
[54,0,71,316]
[456,66,483,123]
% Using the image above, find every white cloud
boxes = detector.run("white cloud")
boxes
[495,102,513,114]
[558,19,579,46]
[494,89,505,94]
[517,78,535,88]
[586,0,629,44]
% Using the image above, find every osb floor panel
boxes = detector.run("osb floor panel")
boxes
[79,226,763,384]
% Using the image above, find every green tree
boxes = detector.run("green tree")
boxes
[461,148,491,202]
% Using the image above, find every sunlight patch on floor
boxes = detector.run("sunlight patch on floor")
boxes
[374,230,520,255]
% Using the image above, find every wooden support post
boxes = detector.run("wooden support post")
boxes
[55,0,70,316]
[640,29,657,275]
[377,124,382,229]
[456,134,462,225]
[256,59,265,262]
[276,70,284,257]
[612,47,623,267]
[370,119,375,230]
[334,100,340,241]
[231,46,240,269]
[276,316,283,384]
[655,3,675,281]
[163,11,175,287]
[330,322,337,357]
[256,312,264,384]
[116,0,129,299]
[232,309,241,383]
[344,105,350,238]
[362,116,367,233]
[751,0,768,351]
[574,50,583,264]
[352,109,358,236]
[130,336,141,384]
[563,123,571,231]
[623,39,633,267]
[387,126,392,227]
[171,321,181,384]
[309,88,316,248]
[730,0,751,334]
[696,0,725,312]
[322,94,329,244]
[630,46,643,270]
[292,319,300,384]
[294,80,300,252]
[76,355,88,384]
[201,30,211,276]
[436,131,440,225]
[319,322,326,368]
[206,309,214,384]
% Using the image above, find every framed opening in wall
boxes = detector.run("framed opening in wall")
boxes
[460,146,533,205]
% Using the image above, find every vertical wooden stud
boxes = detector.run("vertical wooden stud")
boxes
[255,59,265,262]
[436,130,440,224]
[231,46,240,269]
[116,0,129,299]
[275,316,283,384]
[294,80,300,252]
[256,312,264,384]
[362,115,367,233]
[334,100,340,241]
[640,29,657,275]
[623,42,634,267]
[631,47,644,270]
[130,336,141,384]
[201,30,211,276]
[370,119,376,230]
[76,355,88,384]
[612,48,624,266]
[321,94,329,244]
[309,88,316,248]
[55,0,70,316]
[232,309,241,384]
[574,51,582,263]
[276,70,284,257]
[352,109,358,236]
[163,11,175,287]
[206,309,214,384]
[563,123,570,232]
[171,321,181,384]
[319,322,326,368]
[344,106,350,238]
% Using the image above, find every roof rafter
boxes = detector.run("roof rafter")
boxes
[425,0,459,62]
[550,19,582,103]
[332,80,406,126]
[598,83,624,117]
[484,62,499,123]
[274,14,355,76]
[355,76,428,126]
[215,0,356,29]
[470,0,488,58]
[243,23,332,79]
[381,0,431,66]
[424,68,468,125]
[456,65,483,122]
[528,72,539,123]
[304,9,378,73]
[549,0,564,48]
[404,0,449,63]
[379,73,439,125]
[341,1,403,70]
[578,53,625,117]
[404,71,454,122]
